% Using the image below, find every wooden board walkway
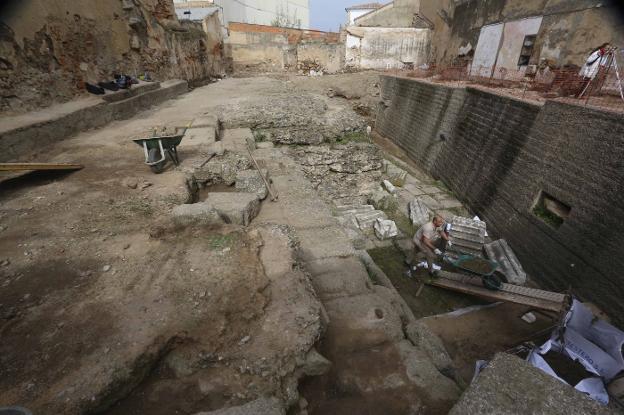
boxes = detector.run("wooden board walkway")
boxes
[426,270,568,312]
[0,163,83,172]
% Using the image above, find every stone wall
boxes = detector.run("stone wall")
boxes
[377,75,624,327]
[226,22,343,74]
[0,0,225,115]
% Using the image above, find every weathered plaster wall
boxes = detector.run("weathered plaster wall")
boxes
[420,0,624,67]
[297,42,343,73]
[226,22,342,73]
[354,0,421,28]
[346,27,430,69]
[377,75,624,327]
[0,0,225,115]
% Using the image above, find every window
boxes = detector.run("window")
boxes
[532,191,571,229]
[518,35,536,67]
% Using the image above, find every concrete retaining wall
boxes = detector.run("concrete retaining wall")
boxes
[377,75,624,326]
[0,80,188,162]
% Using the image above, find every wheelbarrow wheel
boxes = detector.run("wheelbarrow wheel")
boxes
[483,274,503,291]
[148,148,166,174]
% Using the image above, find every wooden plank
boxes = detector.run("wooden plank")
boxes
[0,163,83,172]
[427,273,566,312]
[439,271,566,303]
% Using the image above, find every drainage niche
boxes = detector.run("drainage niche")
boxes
[532,191,570,229]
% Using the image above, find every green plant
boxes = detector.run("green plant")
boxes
[335,131,370,144]
[253,130,267,142]
[533,204,564,228]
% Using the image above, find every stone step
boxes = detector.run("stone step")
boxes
[335,204,375,216]
[355,210,387,230]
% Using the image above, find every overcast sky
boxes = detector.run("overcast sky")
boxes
[310,0,375,32]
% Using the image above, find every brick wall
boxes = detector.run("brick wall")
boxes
[377,75,624,326]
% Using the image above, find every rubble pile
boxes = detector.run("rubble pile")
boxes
[217,92,366,145]
[293,143,383,205]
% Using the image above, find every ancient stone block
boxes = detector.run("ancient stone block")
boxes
[449,353,611,415]
[235,169,269,200]
[172,202,223,227]
[409,198,431,227]
[484,239,527,285]
[382,179,396,194]
[374,218,398,240]
[204,192,260,226]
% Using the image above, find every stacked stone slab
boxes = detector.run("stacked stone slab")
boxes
[484,239,527,285]
[448,216,487,258]
[355,210,387,231]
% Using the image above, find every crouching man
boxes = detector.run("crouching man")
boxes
[410,215,451,276]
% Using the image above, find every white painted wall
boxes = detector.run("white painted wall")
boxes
[345,33,362,67]
[213,0,310,28]
[347,9,375,26]
[175,5,219,21]
[471,23,503,77]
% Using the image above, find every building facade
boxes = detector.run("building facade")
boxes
[174,0,310,29]
[345,3,384,26]
[352,0,624,71]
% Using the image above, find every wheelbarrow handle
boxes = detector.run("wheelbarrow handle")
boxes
[142,139,167,166]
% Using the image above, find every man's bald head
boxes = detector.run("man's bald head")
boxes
[433,215,444,227]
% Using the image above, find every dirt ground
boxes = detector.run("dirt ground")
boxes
[1,71,568,414]
[1,75,354,414]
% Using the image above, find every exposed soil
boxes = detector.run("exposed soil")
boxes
[368,245,557,383]
[0,77,333,414]
[368,246,482,318]
[542,351,593,386]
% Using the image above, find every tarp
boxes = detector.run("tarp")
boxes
[525,299,624,405]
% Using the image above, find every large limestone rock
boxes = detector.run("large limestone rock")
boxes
[449,353,614,415]
[172,202,223,227]
[204,192,260,226]
[405,321,456,378]
[302,349,332,376]
[409,198,431,227]
[368,187,398,212]
[374,218,398,240]
[195,153,252,185]
[384,161,407,187]
[235,169,269,200]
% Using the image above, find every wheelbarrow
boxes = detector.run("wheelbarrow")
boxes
[444,254,503,291]
[133,127,187,173]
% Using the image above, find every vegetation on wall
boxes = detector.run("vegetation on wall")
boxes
[271,5,301,29]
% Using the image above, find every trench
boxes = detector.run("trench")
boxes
[366,245,557,384]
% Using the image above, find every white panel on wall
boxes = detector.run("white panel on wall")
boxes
[496,16,543,75]
[471,23,504,77]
